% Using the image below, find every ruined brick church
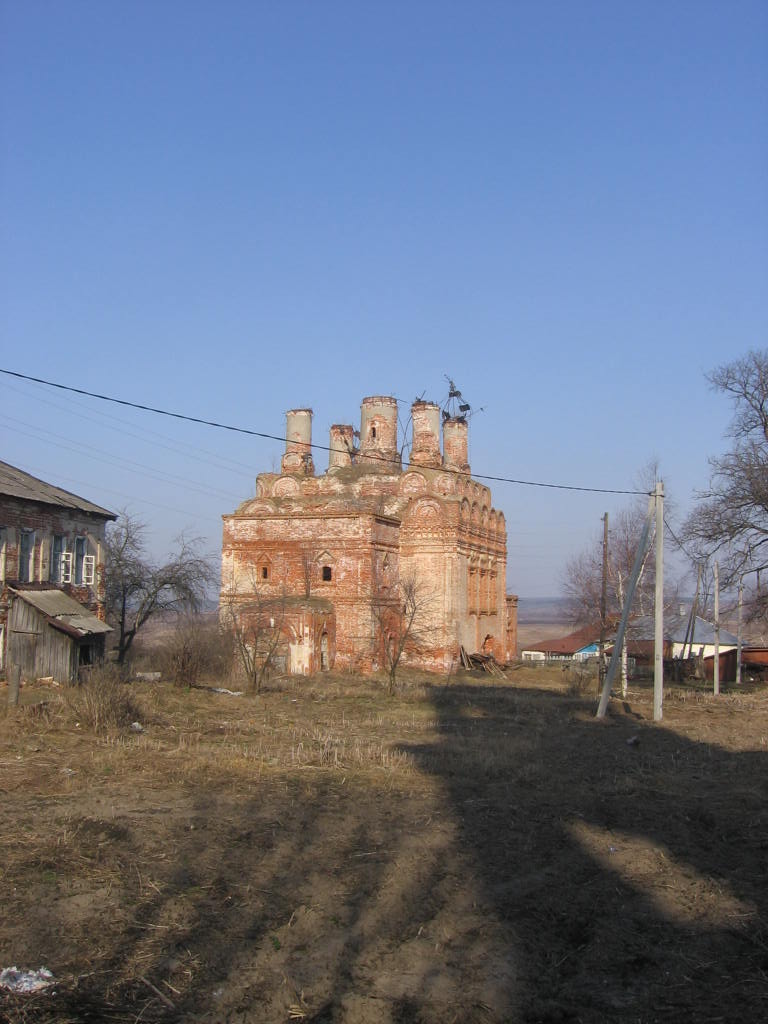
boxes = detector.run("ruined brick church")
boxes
[221,396,517,675]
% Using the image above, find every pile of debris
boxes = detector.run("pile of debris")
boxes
[459,647,507,677]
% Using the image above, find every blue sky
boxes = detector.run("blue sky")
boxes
[1,1,766,598]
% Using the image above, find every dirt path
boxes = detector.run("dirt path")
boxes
[1,672,766,1022]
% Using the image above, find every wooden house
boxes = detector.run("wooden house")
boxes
[0,459,116,678]
[7,586,112,684]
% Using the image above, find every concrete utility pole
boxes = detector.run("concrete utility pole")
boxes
[713,561,720,696]
[599,512,609,690]
[736,577,744,687]
[654,481,664,722]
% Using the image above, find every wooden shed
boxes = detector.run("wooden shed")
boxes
[7,586,111,684]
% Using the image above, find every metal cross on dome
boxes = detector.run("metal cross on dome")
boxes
[441,376,482,422]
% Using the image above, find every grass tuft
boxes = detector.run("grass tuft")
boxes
[63,664,145,734]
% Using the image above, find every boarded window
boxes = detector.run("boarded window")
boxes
[19,530,34,583]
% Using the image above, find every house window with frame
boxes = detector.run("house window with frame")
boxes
[51,535,66,583]
[19,529,35,583]
[74,536,87,585]
[0,528,6,583]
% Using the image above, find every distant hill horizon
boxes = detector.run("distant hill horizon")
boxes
[516,596,572,625]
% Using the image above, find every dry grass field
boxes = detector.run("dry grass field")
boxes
[1,665,767,1024]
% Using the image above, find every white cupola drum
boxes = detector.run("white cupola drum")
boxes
[281,408,315,475]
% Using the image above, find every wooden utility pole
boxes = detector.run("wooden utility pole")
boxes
[713,561,720,696]
[736,577,743,686]
[597,495,655,719]
[653,481,664,722]
[598,513,609,690]
[684,565,702,660]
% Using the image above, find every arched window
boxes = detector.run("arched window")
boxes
[255,554,272,582]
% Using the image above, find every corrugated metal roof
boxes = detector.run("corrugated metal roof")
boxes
[60,614,112,636]
[631,614,738,646]
[0,460,116,519]
[10,587,112,637]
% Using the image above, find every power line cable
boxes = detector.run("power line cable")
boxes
[4,459,223,527]
[0,376,257,477]
[0,367,649,496]
[664,516,704,564]
[0,418,242,504]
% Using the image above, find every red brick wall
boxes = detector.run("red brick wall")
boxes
[221,401,513,676]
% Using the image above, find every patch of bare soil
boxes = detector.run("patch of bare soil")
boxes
[0,669,766,1023]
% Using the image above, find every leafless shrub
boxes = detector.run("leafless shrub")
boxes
[564,661,596,697]
[370,575,437,695]
[221,580,289,694]
[63,663,144,734]
[158,614,233,686]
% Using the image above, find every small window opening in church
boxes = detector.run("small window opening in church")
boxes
[322,566,332,581]
[371,426,376,439]
[261,565,269,580]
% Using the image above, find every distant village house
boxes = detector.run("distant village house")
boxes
[522,614,740,683]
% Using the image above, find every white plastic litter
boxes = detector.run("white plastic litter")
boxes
[0,966,55,993]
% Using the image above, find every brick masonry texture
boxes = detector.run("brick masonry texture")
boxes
[221,397,518,675]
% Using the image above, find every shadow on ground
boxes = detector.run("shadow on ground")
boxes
[400,684,768,1022]
[1,683,766,1023]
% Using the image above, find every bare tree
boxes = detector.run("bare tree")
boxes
[159,613,233,687]
[562,502,657,695]
[105,512,216,665]
[370,575,435,694]
[564,505,657,627]
[220,581,288,693]
[682,350,768,619]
